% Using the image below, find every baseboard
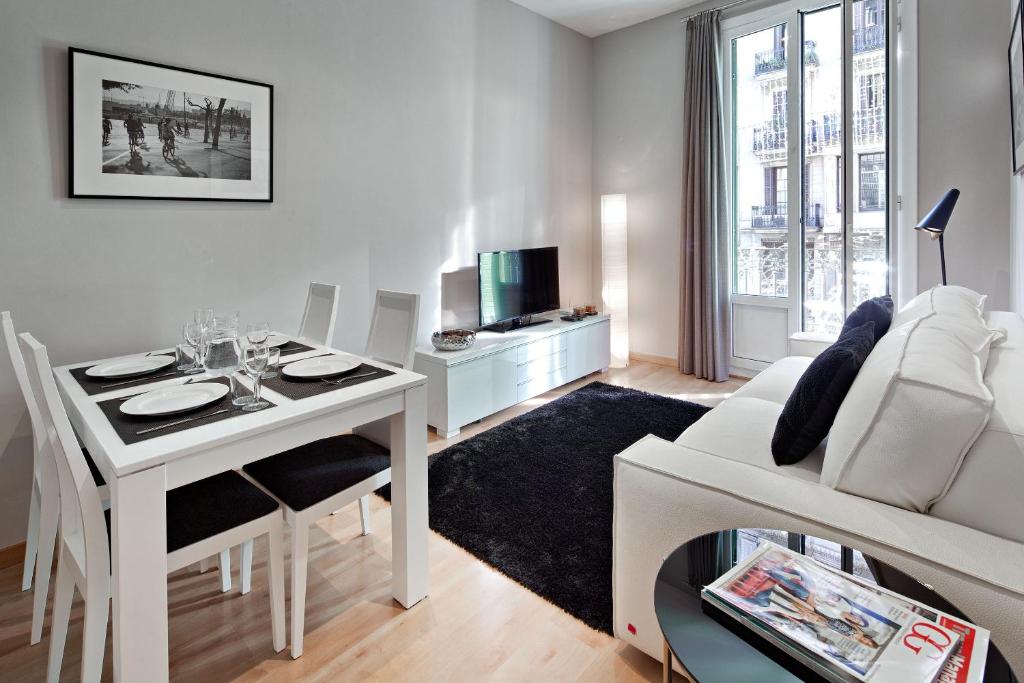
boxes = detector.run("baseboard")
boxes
[0,541,25,571]
[629,352,676,368]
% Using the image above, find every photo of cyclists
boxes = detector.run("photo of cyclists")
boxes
[102,80,252,179]
[70,48,272,200]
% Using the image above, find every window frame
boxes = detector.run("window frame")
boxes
[722,0,899,353]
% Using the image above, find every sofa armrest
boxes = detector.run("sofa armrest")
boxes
[788,331,836,357]
[615,435,1024,597]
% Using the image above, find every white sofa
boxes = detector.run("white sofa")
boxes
[612,297,1024,676]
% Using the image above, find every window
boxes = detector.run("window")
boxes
[734,25,789,298]
[859,152,885,211]
[729,0,889,338]
[735,529,876,583]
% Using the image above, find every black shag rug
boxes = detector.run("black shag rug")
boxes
[379,381,711,634]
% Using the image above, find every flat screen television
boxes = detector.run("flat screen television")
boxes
[478,246,560,328]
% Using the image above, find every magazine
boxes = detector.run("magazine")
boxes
[841,574,990,683]
[702,542,966,683]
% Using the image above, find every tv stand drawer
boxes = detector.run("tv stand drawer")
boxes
[517,366,569,402]
[516,349,567,384]
[517,334,567,364]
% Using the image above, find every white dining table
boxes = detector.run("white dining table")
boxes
[53,340,429,682]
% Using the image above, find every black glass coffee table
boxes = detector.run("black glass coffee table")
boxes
[654,530,1015,683]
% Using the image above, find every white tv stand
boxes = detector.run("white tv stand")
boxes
[414,314,611,438]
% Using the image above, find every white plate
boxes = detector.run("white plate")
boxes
[282,354,361,379]
[120,382,230,417]
[266,334,290,348]
[86,355,176,379]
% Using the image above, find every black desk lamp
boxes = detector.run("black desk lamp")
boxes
[915,188,960,286]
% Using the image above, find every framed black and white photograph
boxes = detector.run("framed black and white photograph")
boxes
[69,48,272,201]
[1010,2,1024,174]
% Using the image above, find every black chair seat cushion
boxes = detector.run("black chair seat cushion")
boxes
[165,471,280,553]
[243,435,391,512]
[772,321,877,465]
[102,471,278,556]
[841,294,893,344]
[81,447,105,487]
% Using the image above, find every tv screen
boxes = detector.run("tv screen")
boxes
[478,247,560,327]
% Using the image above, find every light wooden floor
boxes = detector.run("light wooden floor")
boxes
[0,361,743,683]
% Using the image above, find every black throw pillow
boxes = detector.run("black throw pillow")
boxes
[771,321,877,465]
[841,294,893,344]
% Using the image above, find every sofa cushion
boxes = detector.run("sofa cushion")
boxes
[821,314,1000,512]
[891,285,986,328]
[676,396,825,483]
[772,321,876,466]
[728,356,812,405]
[930,314,1024,542]
[841,295,893,343]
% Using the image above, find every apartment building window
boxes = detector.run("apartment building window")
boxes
[859,152,885,211]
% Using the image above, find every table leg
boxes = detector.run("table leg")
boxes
[389,383,428,607]
[111,466,169,682]
[663,638,672,683]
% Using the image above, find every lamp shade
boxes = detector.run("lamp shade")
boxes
[915,188,960,235]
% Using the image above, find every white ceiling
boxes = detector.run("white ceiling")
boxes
[509,0,706,37]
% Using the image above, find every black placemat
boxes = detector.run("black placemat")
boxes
[70,354,191,396]
[262,362,395,401]
[96,377,276,445]
[276,340,316,357]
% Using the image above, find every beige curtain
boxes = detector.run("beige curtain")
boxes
[679,10,730,382]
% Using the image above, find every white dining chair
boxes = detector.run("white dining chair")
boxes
[2,312,109,645]
[18,333,287,682]
[348,290,421,532]
[297,282,340,346]
[4,313,236,636]
[243,289,420,658]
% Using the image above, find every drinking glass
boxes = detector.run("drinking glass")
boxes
[242,343,270,412]
[247,322,270,345]
[175,344,194,371]
[262,347,281,379]
[182,322,204,374]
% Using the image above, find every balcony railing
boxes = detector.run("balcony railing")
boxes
[805,114,842,154]
[853,106,885,144]
[751,204,787,228]
[754,47,786,76]
[749,203,825,229]
[757,107,884,157]
[853,24,885,54]
[752,124,786,154]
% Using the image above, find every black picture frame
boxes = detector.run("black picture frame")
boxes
[68,47,273,201]
[1009,2,1024,175]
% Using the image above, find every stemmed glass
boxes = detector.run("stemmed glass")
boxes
[182,322,205,375]
[242,343,270,412]
[192,308,214,370]
[247,322,270,345]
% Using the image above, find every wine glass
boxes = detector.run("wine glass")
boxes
[242,343,270,412]
[182,322,204,375]
[247,322,270,345]
[194,307,214,329]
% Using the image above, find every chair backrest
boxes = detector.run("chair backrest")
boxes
[19,334,109,579]
[2,312,59,492]
[365,290,420,370]
[297,282,340,346]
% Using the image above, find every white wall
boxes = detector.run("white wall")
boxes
[593,0,1016,360]
[592,13,688,360]
[1014,0,1024,316]
[917,0,1011,307]
[0,0,593,547]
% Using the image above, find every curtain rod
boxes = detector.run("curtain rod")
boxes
[679,0,757,23]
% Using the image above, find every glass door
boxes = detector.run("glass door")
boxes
[724,0,892,370]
